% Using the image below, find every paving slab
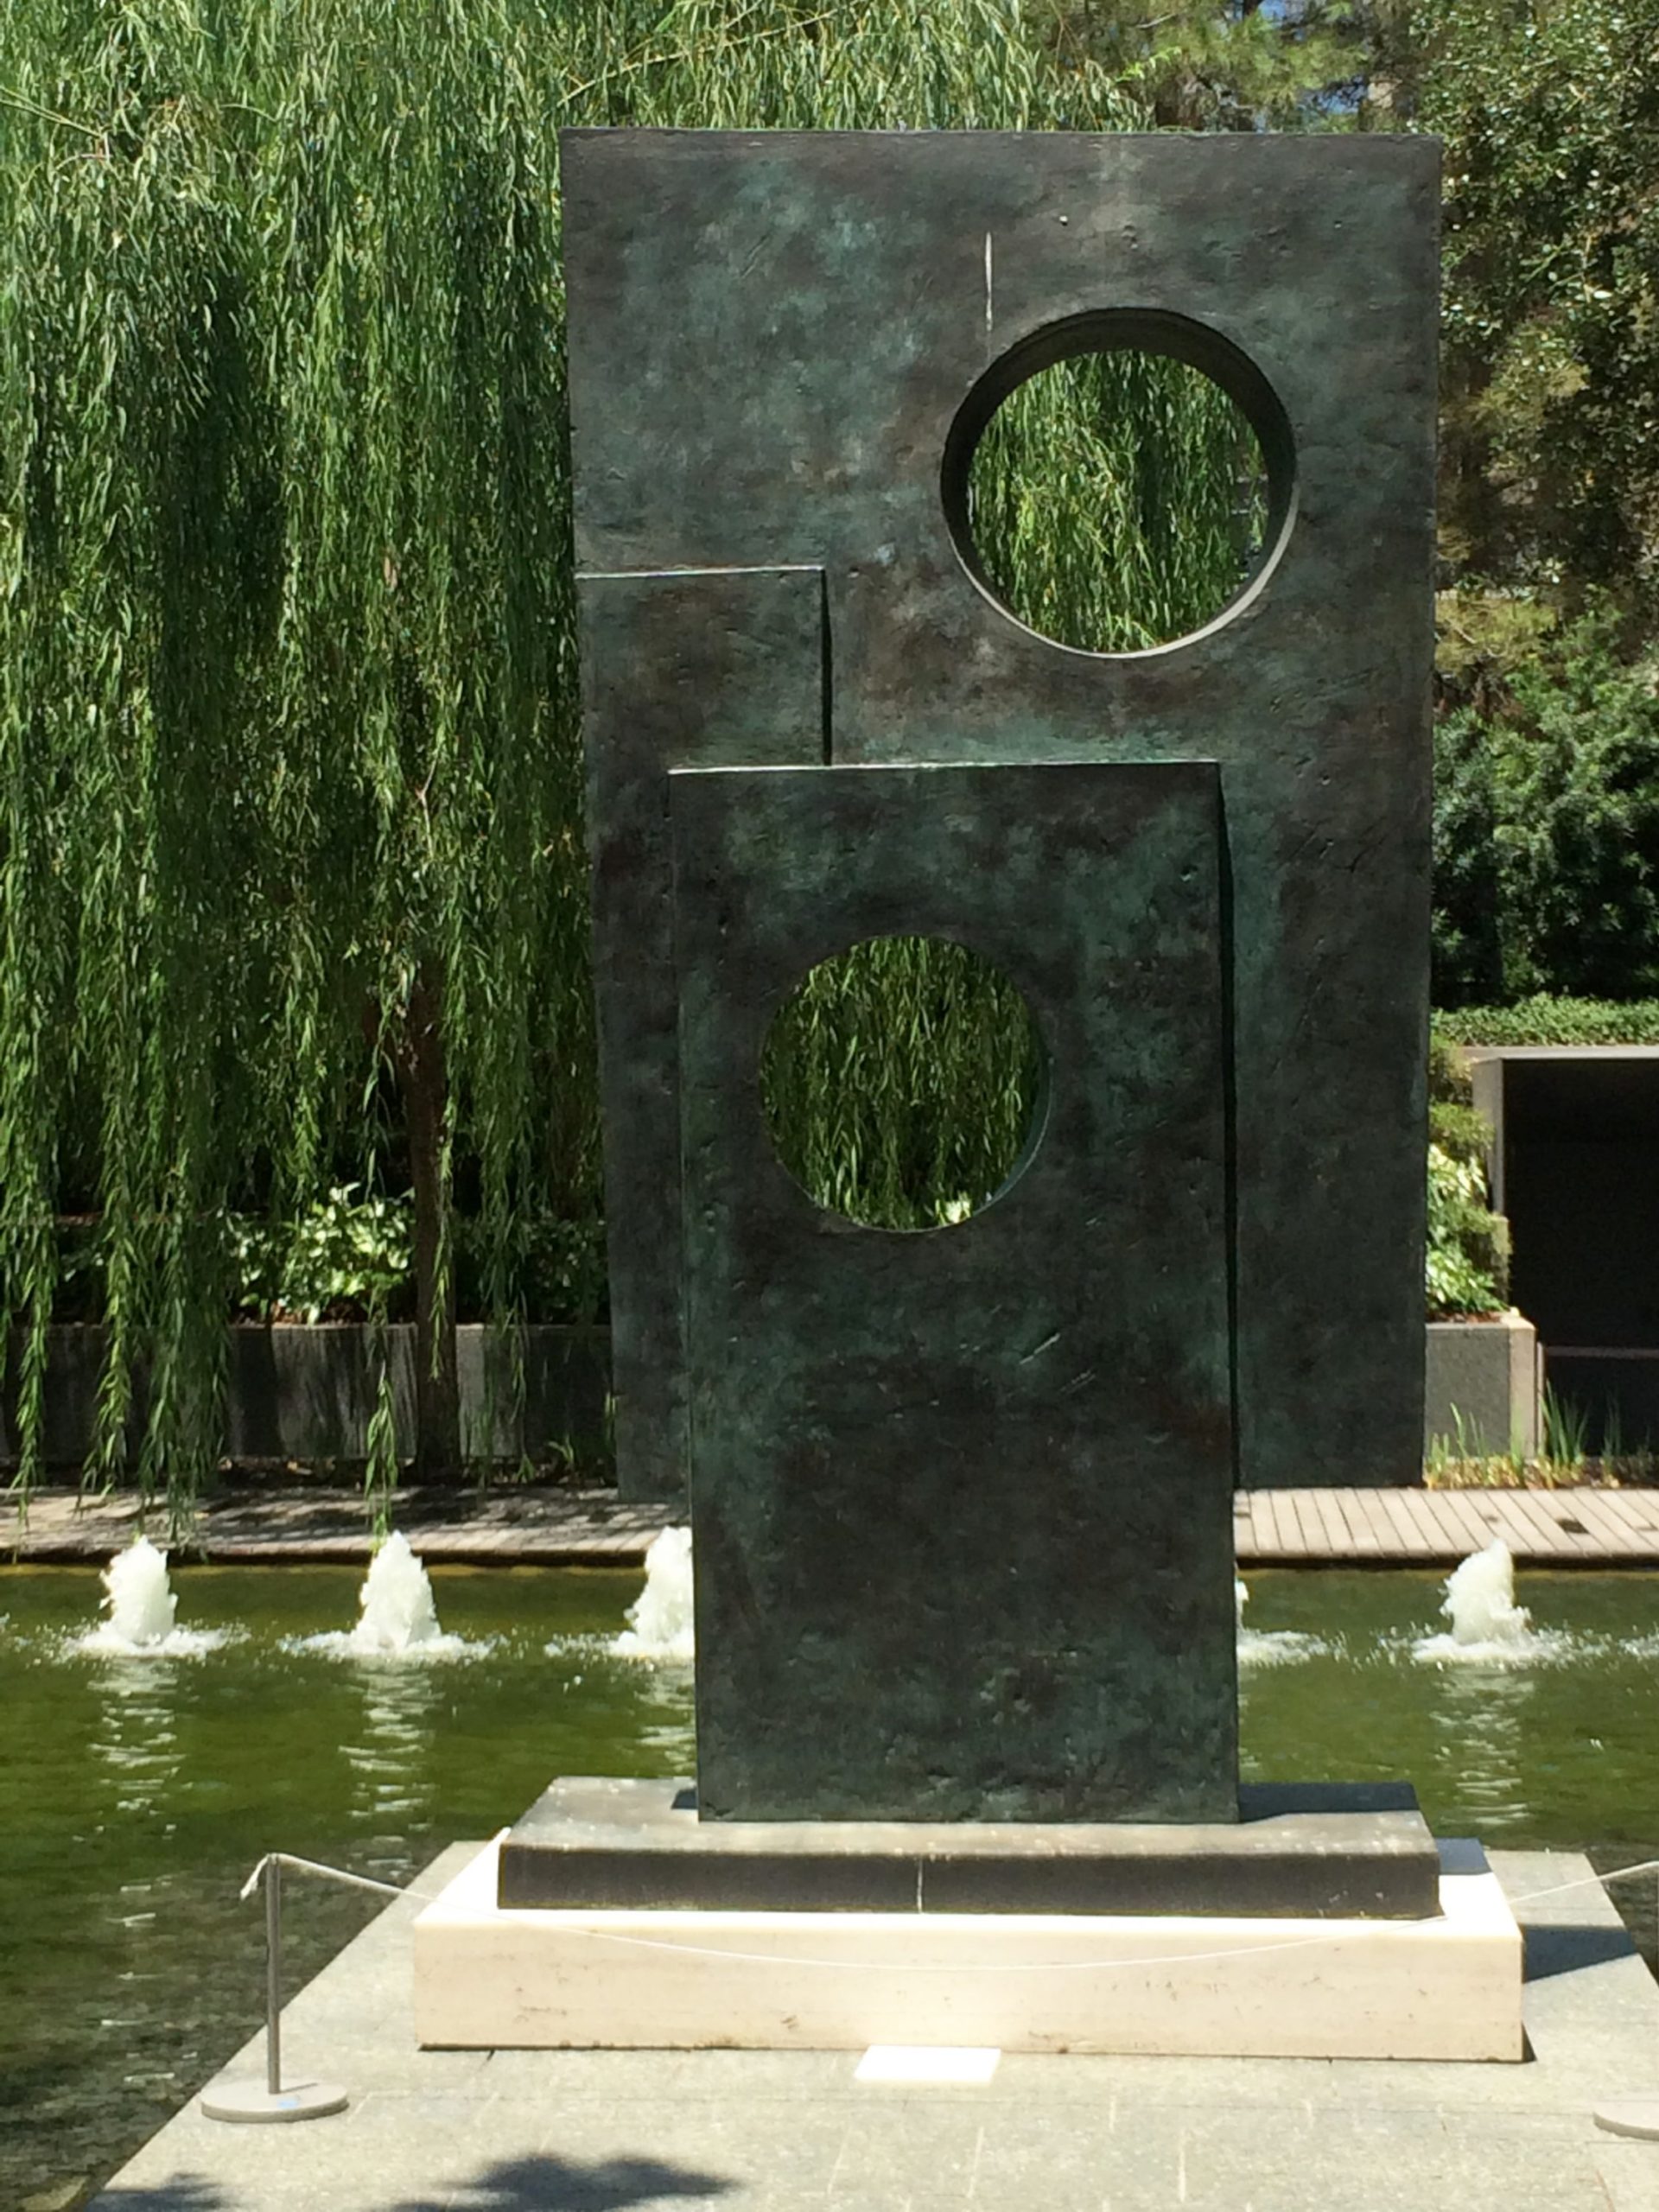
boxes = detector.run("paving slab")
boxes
[86,1842,1659,2212]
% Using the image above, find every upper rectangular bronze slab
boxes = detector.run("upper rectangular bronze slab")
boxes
[563,130,1438,1497]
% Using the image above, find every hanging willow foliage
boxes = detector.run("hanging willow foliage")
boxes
[760,938,1046,1232]
[0,0,1251,1510]
[968,353,1269,654]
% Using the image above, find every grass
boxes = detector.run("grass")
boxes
[1424,1392,1659,1487]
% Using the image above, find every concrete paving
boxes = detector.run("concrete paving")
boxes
[89,1844,1659,2211]
[9,1483,1659,1568]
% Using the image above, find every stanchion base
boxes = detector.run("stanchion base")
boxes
[201,2078,349,2124]
[1594,2101,1659,2142]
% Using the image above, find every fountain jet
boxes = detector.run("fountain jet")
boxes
[612,1527,694,1662]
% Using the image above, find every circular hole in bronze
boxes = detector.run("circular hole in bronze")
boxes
[942,308,1296,655]
[760,934,1046,1230]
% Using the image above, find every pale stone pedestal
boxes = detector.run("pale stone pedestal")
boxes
[413,1837,1523,2062]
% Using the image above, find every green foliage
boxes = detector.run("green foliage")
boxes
[454,1211,608,1326]
[1432,605,1659,1005]
[0,0,1161,1503]
[1433,998,1659,1047]
[1419,0,1659,607]
[1425,1142,1507,1318]
[1424,1033,1508,1318]
[231,1186,413,1324]
[760,938,1045,1233]
[1031,0,1379,130]
[968,353,1268,652]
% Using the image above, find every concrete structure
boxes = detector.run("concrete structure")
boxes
[89,1842,1659,2211]
[1469,1047,1659,1452]
[496,1778,1442,1921]
[415,1834,1521,2063]
[0,1321,610,1471]
[1426,1311,1542,1458]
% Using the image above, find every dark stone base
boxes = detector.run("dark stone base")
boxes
[496,1777,1442,1921]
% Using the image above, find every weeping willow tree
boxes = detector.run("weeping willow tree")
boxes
[969,353,1268,653]
[0,0,1253,1511]
[760,940,1046,1231]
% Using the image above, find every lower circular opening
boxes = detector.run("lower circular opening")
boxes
[759,935,1045,1231]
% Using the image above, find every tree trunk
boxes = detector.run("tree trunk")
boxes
[399,959,463,1481]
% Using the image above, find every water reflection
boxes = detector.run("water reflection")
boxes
[632,1662,697,1771]
[341,1660,443,1844]
[1422,1660,1537,1834]
[89,1660,185,1825]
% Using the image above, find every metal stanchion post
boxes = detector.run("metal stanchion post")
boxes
[201,1854,350,2125]
[1593,1866,1659,2142]
[265,1853,282,2098]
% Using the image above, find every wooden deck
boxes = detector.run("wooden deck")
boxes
[1235,1485,1659,1566]
[4,1484,1658,1567]
[0,1485,678,1567]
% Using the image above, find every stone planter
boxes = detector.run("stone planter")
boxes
[1424,1312,1541,1459]
[0,1323,612,1471]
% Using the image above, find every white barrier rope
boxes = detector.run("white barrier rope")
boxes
[241,1844,1659,1984]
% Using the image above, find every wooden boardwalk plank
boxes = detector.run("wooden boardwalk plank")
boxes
[6,1484,1657,1568]
[1560,1491,1652,1556]
[1352,1488,1411,1556]
[1290,1491,1326,1558]
[1595,1490,1659,1536]
[1480,1488,1574,1560]
[1273,1491,1306,1557]
[1526,1491,1615,1558]
[1370,1486,1439,1559]
[1256,1490,1301,1559]
[1423,1488,1508,1558]
[1313,1489,1357,1556]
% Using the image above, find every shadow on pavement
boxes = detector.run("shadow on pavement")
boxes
[391,2152,737,2211]
[92,2180,230,2211]
[1524,1921,1639,1981]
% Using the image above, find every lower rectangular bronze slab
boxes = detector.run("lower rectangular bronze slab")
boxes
[497,1777,1443,1920]
[671,760,1236,1822]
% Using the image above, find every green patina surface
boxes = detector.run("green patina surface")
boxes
[672,761,1235,1820]
[561,129,1439,1821]
[563,129,1440,1509]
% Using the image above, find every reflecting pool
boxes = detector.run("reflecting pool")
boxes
[2,1564,1655,2208]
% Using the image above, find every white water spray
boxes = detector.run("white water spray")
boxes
[1235,1573,1326,1667]
[78,1536,225,1656]
[613,1526,694,1662]
[346,1532,449,1656]
[1414,1539,1541,1662]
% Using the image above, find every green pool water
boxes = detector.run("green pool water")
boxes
[3,1563,1657,2208]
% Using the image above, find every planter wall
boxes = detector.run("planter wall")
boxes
[5,1319,1538,1478]
[0,1325,611,1471]
[1424,1312,1541,1459]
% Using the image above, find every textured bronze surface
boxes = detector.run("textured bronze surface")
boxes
[563,129,1439,1503]
[499,1778,1443,1919]
[579,567,827,1498]
[671,760,1234,1821]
